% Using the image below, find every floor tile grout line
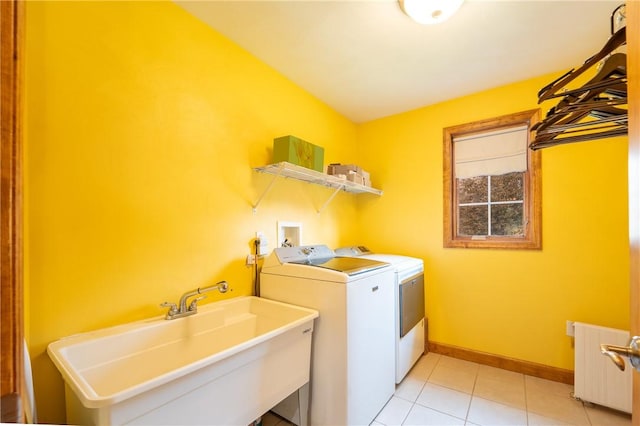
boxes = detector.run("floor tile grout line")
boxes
[399,353,442,425]
[393,354,427,426]
[523,374,529,425]
[464,364,479,424]
[422,355,479,425]
[411,399,468,424]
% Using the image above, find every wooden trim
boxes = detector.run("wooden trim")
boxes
[627,1,640,421]
[1,393,22,424]
[1,0,24,422]
[429,341,574,385]
[443,109,542,250]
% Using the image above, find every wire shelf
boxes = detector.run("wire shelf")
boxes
[253,162,383,195]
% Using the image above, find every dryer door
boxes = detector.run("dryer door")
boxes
[399,273,425,337]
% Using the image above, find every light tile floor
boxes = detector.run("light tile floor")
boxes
[263,352,632,426]
[374,353,631,426]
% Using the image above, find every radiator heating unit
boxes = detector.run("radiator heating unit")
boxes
[573,322,632,413]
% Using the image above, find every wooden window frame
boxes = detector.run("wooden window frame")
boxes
[443,109,542,249]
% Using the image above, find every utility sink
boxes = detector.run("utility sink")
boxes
[48,296,318,425]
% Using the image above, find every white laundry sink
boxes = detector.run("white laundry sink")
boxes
[48,296,318,425]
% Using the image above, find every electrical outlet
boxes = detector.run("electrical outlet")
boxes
[256,231,269,256]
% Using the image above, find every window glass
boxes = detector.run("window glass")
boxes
[458,205,488,236]
[491,202,524,236]
[491,172,523,202]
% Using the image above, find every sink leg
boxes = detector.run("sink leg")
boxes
[298,382,310,426]
[270,382,310,426]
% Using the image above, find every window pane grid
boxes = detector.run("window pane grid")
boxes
[459,200,524,207]
[456,174,525,237]
[488,176,492,235]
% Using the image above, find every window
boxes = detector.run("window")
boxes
[443,110,541,249]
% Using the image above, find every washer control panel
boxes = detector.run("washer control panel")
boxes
[273,245,335,263]
[335,246,372,256]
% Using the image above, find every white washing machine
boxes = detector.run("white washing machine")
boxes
[260,245,396,426]
[336,246,425,383]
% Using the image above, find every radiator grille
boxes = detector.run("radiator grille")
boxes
[573,322,632,413]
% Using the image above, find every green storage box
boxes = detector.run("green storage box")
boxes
[273,135,324,172]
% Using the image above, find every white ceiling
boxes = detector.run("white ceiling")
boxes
[176,1,622,123]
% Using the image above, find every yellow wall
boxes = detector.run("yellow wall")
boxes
[24,1,630,423]
[24,1,361,423]
[357,75,629,369]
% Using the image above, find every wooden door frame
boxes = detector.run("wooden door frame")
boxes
[1,0,25,422]
[628,1,640,421]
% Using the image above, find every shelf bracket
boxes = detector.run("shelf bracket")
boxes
[252,163,285,213]
[316,185,344,214]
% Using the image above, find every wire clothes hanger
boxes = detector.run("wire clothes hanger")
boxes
[531,80,626,136]
[530,4,627,150]
[540,54,626,101]
[536,27,626,102]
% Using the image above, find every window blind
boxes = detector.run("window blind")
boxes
[454,125,528,179]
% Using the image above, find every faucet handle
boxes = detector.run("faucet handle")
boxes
[217,280,229,293]
[189,295,206,311]
[160,302,178,314]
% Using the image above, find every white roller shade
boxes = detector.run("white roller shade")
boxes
[454,125,528,179]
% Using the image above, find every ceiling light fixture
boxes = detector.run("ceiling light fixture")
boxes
[399,0,464,25]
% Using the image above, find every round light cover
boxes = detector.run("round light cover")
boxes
[400,0,464,25]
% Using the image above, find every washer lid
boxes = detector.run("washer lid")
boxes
[335,246,423,270]
[292,256,389,276]
[271,245,389,276]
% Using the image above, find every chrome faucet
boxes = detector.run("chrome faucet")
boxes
[161,281,230,320]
